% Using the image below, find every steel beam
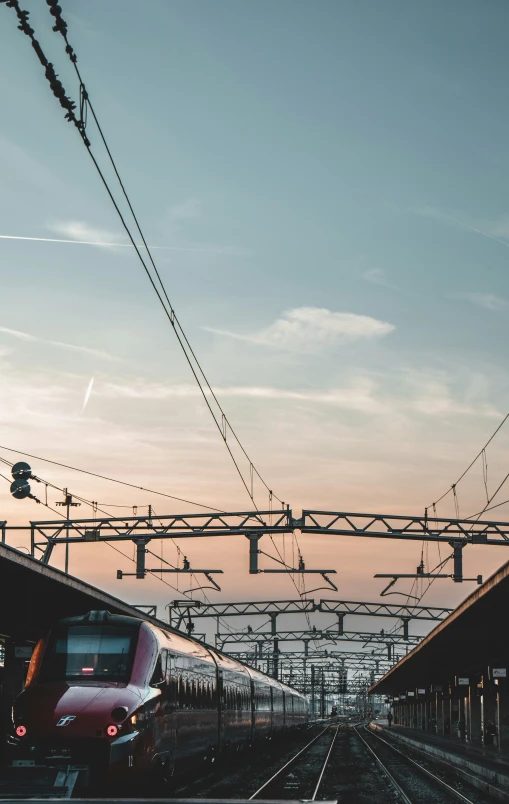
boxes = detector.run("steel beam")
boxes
[231,650,393,663]
[30,509,292,554]
[300,511,509,545]
[318,599,452,620]
[216,629,422,645]
[166,597,450,620]
[232,652,392,669]
[168,598,316,618]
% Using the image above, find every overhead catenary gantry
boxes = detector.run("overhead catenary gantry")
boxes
[167,597,451,641]
[168,597,451,620]
[232,650,394,664]
[228,644,394,690]
[29,508,509,548]
[232,650,393,674]
[24,508,509,585]
[215,629,422,647]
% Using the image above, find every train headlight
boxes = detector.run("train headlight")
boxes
[106,724,118,737]
[130,713,137,725]
[15,725,27,737]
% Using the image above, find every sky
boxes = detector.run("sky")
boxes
[1,0,509,651]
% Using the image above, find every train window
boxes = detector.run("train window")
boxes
[38,625,135,683]
[150,650,168,687]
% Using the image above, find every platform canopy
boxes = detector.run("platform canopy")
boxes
[0,542,161,643]
[369,558,509,695]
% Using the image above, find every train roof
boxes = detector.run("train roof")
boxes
[57,610,143,629]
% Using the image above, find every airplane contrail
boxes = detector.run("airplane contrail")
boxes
[81,377,95,414]
[0,234,239,254]
[436,213,509,249]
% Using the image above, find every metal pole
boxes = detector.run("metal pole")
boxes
[311,664,315,718]
[65,491,70,575]
[452,541,464,583]
[303,639,309,695]
[135,539,147,579]
[247,534,261,574]
[321,668,325,717]
[271,614,279,679]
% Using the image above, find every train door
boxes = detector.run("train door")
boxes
[270,686,274,733]
[151,649,176,773]
[216,664,224,752]
[163,651,177,771]
[250,677,255,744]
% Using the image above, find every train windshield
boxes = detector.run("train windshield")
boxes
[38,626,136,683]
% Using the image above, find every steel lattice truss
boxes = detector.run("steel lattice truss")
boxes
[231,651,392,669]
[215,629,422,646]
[169,597,451,621]
[231,650,392,663]
[27,508,509,554]
[30,509,291,563]
[318,599,452,620]
[299,511,509,544]
[169,598,316,618]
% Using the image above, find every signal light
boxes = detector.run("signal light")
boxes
[16,725,27,737]
[106,724,118,737]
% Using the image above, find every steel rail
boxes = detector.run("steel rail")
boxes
[353,724,412,804]
[311,725,340,801]
[248,725,331,800]
[358,725,475,804]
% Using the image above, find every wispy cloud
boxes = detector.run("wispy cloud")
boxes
[409,379,499,418]
[98,374,499,420]
[204,307,395,353]
[169,198,202,220]
[362,268,410,295]
[48,220,126,249]
[0,326,116,361]
[99,378,387,413]
[451,292,507,311]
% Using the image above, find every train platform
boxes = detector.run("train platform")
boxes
[371,719,509,801]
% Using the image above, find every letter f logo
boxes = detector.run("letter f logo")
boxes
[56,715,76,727]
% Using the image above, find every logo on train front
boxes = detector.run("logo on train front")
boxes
[56,715,76,727]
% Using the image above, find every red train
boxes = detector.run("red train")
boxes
[8,610,308,788]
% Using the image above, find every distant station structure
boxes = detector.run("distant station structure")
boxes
[369,557,509,748]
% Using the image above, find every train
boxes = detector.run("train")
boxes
[7,610,308,788]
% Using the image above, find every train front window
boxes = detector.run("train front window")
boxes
[39,626,135,683]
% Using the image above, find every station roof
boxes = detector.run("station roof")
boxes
[369,557,509,695]
[0,542,162,643]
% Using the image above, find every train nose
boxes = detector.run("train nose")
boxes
[16,684,135,742]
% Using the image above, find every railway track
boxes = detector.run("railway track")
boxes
[353,725,483,804]
[172,720,493,802]
[249,723,340,800]
[245,721,492,804]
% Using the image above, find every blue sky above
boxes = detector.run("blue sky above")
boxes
[1,0,509,622]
